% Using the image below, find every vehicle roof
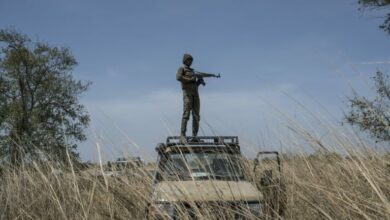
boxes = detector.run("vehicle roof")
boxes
[166,136,239,145]
[156,136,241,154]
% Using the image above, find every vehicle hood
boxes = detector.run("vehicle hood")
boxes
[153,180,262,202]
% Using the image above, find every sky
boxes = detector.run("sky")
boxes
[1,0,390,162]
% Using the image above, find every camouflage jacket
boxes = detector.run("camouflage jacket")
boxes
[176,66,199,94]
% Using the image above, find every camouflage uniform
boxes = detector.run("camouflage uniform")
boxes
[176,54,201,137]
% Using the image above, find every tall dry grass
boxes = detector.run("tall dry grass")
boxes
[282,152,389,219]
[0,163,151,219]
[0,129,389,219]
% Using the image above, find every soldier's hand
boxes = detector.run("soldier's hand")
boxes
[198,78,206,86]
[190,76,197,82]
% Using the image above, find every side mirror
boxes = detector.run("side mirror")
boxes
[253,151,281,175]
[260,169,273,186]
[254,151,286,218]
[253,151,282,188]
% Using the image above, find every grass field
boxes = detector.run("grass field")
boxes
[0,128,389,219]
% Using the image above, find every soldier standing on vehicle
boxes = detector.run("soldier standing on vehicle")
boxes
[176,54,200,142]
[176,54,220,143]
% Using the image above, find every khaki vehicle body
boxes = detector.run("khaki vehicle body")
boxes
[154,180,262,202]
[148,136,264,219]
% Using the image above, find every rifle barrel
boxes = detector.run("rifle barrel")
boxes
[194,71,220,78]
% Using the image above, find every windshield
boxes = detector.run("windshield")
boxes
[160,152,244,181]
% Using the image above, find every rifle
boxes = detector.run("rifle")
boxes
[192,71,221,86]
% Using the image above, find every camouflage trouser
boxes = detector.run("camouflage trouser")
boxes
[181,92,200,137]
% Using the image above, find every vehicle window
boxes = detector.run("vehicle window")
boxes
[160,152,244,181]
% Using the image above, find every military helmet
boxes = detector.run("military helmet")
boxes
[183,54,193,64]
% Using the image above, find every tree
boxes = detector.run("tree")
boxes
[359,0,390,34]
[346,2,390,142]
[0,29,90,165]
[345,71,390,142]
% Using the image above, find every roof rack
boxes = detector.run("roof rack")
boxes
[166,136,239,146]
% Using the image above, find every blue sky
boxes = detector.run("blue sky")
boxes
[1,0,389,161]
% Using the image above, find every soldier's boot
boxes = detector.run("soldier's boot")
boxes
[180,119,188,144]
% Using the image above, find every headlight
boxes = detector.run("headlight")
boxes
[155,203,175,219]
[247,202,262,217]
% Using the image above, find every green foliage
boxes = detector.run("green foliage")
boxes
[345,71,390,142]
[358,0,390,34]
[0,29,90,165]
